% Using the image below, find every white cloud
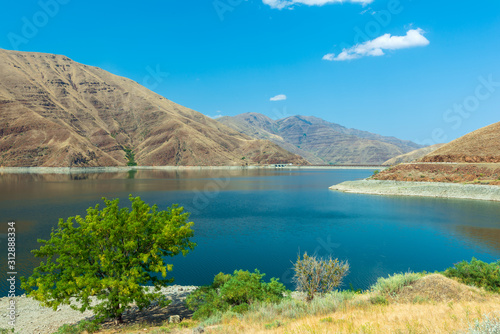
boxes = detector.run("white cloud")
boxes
[263,0,373,9]
[323,28,430,62]
[208,110,224,119]
[322,53,335,61]
[270,94,287,101]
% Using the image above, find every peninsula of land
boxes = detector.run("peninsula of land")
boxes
[331,121,500,201]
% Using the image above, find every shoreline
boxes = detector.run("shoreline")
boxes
[0,165,385,174]
[330,179,500,202]
[0,285,198,334]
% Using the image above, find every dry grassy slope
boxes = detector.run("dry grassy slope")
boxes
[383,143,446,165]
[219,113,424,165]
[92,274,500,334]
[0,49,308,167]
[421,121,500,162]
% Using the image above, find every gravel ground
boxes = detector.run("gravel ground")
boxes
[0,285,198,334]
[330,179,500,201]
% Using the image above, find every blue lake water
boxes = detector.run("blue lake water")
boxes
[1,168,500,297]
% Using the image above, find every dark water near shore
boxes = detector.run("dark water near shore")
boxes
[1,168,500,297]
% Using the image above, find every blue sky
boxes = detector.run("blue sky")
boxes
[1,0,499,144]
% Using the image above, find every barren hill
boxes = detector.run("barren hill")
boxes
[374,122,500,184]
[421,122,500,163]
[0,49,307,167]
[383,143,445,165]
[218,113,423,165]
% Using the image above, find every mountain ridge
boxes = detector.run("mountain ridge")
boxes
[218,112,424,165]
[0,49,308,167]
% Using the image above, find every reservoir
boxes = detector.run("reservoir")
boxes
[1,168,499,296]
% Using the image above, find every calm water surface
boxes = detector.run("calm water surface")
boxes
[1,168,500,296]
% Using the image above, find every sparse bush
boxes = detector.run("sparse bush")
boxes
[53,320,100,334]
[264,320,283,329]
[0,328,15,334]
[373,170,380,176]
[201,290,354,326]
[444,258,500,293]
[370,272,422,296]
[413,295,429,304]
[466,313,500,333]
[186,269,288,320]
[292,252,349,302]
[369,295,389,305]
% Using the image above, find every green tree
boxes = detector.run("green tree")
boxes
[21,195,196,324]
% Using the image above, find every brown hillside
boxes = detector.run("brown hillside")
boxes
[383,143,445,165]
[421,122,500,163]
[0,49,307,167]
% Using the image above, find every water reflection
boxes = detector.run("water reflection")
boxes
[455,225,500,253]
[0,169,499,296]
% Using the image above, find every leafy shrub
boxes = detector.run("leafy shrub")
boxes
[369,295,389,305]
[348,283,363,294]
[466,313,500,333]
[444,258,500,293]
[53,320,100,334]
[292,252,349,301]
[370,272,422,296]
[21,196,196,324]
[264,320,283,329]
[0,329,14,334]
[186,269,287,320]
[373,170,380,176]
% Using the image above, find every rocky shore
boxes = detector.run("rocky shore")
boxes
[330,179,500,202]
[0,166,384,174]
[0,285,198,334]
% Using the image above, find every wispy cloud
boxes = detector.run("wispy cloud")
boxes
[263,0,373,10]
[324,28,430,61]
[208,110,224,119]
[322,53,335,61]
[270,94,287,101]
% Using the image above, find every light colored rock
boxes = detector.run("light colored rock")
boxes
[0,285,198,334]
[330,179,500,202]
[169,315,181,323]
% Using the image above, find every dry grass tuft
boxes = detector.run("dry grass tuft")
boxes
[392,274,490,303]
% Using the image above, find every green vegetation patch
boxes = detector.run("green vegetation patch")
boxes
[21,196,196,324]
[53,320,100,334]
[123,146,137,166]
[444,258,500,293]
[370,272,422,296]
[186,269,288,320]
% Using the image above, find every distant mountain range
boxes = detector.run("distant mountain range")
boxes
[0,49,307,167]
[218,113,424,165]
